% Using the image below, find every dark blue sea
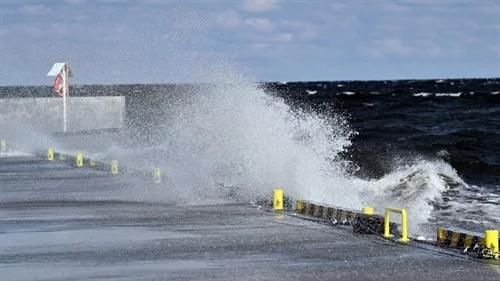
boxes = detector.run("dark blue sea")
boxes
[1,77,499,234]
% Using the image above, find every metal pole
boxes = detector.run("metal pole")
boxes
[62,64,68,132]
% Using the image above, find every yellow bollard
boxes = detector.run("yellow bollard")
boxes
[153,167,162,184]
[484,230,499,256]
[384,208,410,243]
[47,148,55,161]
[362,207,375,215]
[0,140,6,152]
[273,189,284,211]
[296,200,304,212]
[111,160,118,175]
[75,153,84,167]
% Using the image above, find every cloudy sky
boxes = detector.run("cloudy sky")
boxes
[0,0,499,85]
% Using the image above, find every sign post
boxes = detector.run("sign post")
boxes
[47,63,73,132]
[62,64,68,132]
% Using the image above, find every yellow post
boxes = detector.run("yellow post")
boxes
[75,153,84,167]
[0,140,6,152]
[153,167,162,184]
[296,200,304,212]
[47,148,55,161]
[273,189,284,211]
[436,228,447,245]
[384,208,410,243]
[362,207,374,215]
[484,230,499,255]
[111,160,118,175]
[384,211,394,239]
[400,209,410,243]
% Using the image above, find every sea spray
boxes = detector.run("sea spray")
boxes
[152,80,355,204]
[0,63,493,236]
[1,81,497,235]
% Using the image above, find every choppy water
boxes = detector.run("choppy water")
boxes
[269,78,500,234]
[0,78,499,236]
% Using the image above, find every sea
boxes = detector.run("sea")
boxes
[1,77,499,236]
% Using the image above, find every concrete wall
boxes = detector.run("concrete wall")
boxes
[0,97,125,132]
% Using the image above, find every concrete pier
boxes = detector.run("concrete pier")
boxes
[0,97,125,132]
[0,155,499,280]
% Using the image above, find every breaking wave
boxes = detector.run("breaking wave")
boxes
[109,77,497,235]
[2,76,498,236]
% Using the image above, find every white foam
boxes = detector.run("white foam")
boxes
[353,160,461,234]
[3,78,476,236]
[154,81,354,205]
[0,150,33,157]
[435,92,462,97]
[414,92,431,97]
[341,91,355,95]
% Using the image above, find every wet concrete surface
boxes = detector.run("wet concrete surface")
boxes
[1,155,499,281]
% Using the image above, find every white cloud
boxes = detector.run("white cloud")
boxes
[330,2,348,11]
[358,37,444,59]
[64,0,87,4]
[249,31,293,52]
[272,32,293,43]
[380,1,411,13]
[491,45,500,58]
[279,19,317,40]
[245,17,274,31]
[252,42,271,50]
[18,4,51,15]
[215,10,242,29]
[243,0,279,12]
[358,38,414,58]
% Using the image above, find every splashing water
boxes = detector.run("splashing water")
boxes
[1,9,497,237]
[109,75,499,235]
[130,77,356,205]
[128,77,498,235]
[2,73,498,236]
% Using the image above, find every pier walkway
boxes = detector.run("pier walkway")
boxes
[1,155,499,280]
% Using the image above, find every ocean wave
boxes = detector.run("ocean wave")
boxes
[413,92,431,97]
[2,78,499,237]
[355,160,462,235]
[435,92,462,97]
[413,92,463,97]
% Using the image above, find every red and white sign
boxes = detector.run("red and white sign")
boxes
[53,73,64,96]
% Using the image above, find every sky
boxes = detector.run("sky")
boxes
[0,0,499,86]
